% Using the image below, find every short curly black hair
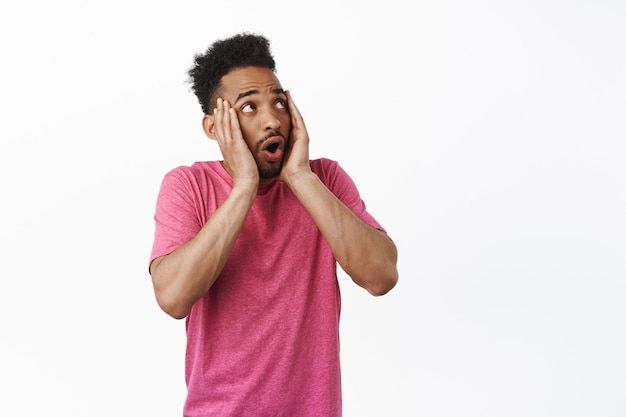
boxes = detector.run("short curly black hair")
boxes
[187,32,277,115]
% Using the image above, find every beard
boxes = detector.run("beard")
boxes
[258,161,282,179]
[252,131,288,180]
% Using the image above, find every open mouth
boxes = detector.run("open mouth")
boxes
[266,142,280,154]
[260,135,284,162]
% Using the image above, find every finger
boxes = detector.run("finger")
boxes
[226,102,243,141]
[214,98,227,142]
[216,98,237,145]
[286,90,306,129]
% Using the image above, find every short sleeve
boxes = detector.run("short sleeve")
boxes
[312,158,386,233]
[149,168,204,268]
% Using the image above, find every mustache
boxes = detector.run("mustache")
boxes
[255,130,287,154]
[260,130,285,142]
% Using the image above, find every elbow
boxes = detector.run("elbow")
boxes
[155,291,190,320]
[366,234,398,296]
[347,250,399,296]
[152,279,192,319]
[357,260,398,296]
[366,246,399,296]
[151,258,192,319]
[366,269,398,296]
[168,310,189,320]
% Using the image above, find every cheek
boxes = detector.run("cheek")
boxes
[237,121,263,153]
[281,114,292,133]
[236,119,255,141]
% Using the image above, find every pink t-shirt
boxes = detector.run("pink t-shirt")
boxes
[150,158,383,417]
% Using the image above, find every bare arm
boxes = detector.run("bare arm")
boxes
[150,184,256,319]
[150,98,259,319]
[280,91,398,295]
[287,171,398,295]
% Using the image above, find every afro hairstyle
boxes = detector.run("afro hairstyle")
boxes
[187,32,277,115]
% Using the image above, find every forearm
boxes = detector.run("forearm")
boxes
[150,185,256,318]
[286,171,398,295]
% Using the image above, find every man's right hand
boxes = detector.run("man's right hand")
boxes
[213,98,259,189]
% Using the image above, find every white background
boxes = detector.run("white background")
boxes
[1,0,625,416]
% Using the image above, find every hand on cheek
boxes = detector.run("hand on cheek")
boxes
[280,91,312,182]
[214,98,259,187]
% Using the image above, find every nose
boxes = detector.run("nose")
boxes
[261,107,281,131]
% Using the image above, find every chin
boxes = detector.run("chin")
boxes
[258,163,282,180]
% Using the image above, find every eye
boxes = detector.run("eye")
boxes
[276,99,286,109]
[241,103,256,113]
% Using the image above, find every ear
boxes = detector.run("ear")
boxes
[202,114,216,140]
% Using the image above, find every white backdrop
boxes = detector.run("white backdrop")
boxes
[1,1,625,416]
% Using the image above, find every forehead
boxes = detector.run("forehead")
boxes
[220,66,283,99]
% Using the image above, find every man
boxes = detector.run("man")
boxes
[149,32,398,417]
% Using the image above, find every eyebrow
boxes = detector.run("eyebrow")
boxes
[234,88,285,105]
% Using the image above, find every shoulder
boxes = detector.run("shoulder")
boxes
[309,158,359,195]
[156,161,228,201]
[164,161,217,179]
[310,157,355,180]
[310,157,341,178]
[160,161,223,186]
